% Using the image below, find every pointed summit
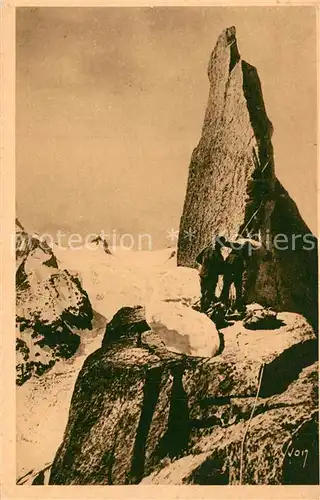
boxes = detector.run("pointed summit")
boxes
[177,28,317,328]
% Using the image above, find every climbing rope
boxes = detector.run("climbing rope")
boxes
[238,201,263,240]
[62,319,76,335]
[237,156,274,241]
[261,159,270,173]
[239,362,265,485]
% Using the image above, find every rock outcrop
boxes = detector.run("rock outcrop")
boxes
[16,219,93,384]
[19,27,319,488]
[177,27,317,329]
[49,309,318,485]
[101,305,149,348]
[91,235,112,255]
[242,303,283,330]
[101,302,221,359]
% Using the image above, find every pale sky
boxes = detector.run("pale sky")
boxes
[16,6,317,248]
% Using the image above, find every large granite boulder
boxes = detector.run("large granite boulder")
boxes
[49,308,317,485]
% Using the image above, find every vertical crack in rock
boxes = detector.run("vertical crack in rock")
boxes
[241,61,274,174]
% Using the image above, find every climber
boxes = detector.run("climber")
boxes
[220,238,271,313]
[195,236,228,313]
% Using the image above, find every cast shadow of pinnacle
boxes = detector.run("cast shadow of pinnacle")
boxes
[229,35,240,73]
[241,60,273,150]
[127,366,163,484]
[141,360,190,475]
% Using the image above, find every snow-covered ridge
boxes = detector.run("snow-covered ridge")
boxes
[52,242,178,320]
[15,219,93,385]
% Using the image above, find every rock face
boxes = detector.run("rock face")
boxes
[177,27,317,329]
[142,362,318,485]
[101,305,149,349]
[49,310,318,485]
[16,219,93,384]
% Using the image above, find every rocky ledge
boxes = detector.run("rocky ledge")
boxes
[48,306,318,485]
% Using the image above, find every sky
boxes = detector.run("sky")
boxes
[16,6,317,249]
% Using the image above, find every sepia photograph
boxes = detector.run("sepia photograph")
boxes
[13,5,318,487]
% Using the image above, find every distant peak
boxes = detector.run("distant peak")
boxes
[15,218,24,230]
[91,235,112,255]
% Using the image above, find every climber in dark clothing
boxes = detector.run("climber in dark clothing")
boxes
[195,236,228,313]
[220,238,270,312]
[220,242,249,312]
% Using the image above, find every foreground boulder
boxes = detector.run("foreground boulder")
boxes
[49,309,317,485]
[146,301,221,357]
[177,26,317,329]
[143,267,221,357]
